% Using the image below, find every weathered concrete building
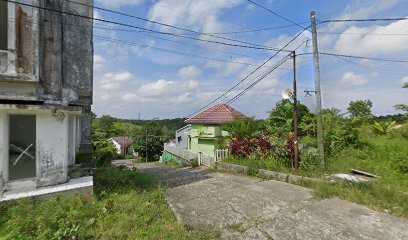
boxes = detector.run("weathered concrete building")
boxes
[0,0,93,196]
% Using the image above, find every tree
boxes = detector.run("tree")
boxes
[347,100,373,119]
[267,99,311,136]
[394,83,408,113]
[131,122,166,162]
[221,117,261,140]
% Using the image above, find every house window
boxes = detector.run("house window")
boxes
[0,1,7,51]
[9,115,36,181]
[177,136,182,143]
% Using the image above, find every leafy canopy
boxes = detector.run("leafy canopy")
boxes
[347,100,373,119]
[221,117,261,140]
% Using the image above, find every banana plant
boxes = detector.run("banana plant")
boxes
[372,121,397,135]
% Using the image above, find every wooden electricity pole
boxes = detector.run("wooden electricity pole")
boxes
[292,51,299,170]
[311,11,325,166]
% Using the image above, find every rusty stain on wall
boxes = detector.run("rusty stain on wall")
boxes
[15,6,34,75]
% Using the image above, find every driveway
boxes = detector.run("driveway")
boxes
[118,161,408,240]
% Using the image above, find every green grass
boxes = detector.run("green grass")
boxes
[0,166,219,239]
[307,135,408,217]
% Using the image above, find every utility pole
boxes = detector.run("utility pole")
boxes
[145,128,148,162]
[292,51,299,170]
[311,11,325,166]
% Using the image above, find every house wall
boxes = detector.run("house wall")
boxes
[0,1,93,195]
[0,106,81,194]
[176,125,191,149]
[189,125,222,157]
[0,0,94,154]
[110,139,122,155]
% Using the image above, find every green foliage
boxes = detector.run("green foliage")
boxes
[299,150,320,172]
[221,117,261,140]
[0,166,217,239]
[0,189,216,239]
[94,141,118,167]
[266,99,311,136]
[93,166,157,197]
[131,121,168,162]
[372,121,397,135]
[347,99,373,119]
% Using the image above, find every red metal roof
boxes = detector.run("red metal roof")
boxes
[185,103,248,125]
[111,136,133,147]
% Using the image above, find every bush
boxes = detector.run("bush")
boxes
[94,147,116,167]
[299,150,320,172]
[389,123,408,140]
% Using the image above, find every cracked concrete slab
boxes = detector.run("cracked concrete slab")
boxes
[128,162,408,240]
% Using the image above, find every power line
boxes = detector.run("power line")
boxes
[94,35,289,69]
[192,54,292,122]
[299,52,408,63]
[333,55,408,76]
[317,31,408,36]
[7,16,279,69]
[226,54,291,105]
[41,17,265,60]
[319,17,408,24]
[177,21,310,35]
[245,0,308,31]
[63,0,292,52]
[4,0,289,52]
[187,27,309,118]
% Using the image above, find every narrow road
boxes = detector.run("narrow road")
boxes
[116,161,408,240]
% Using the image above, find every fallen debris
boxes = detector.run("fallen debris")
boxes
[331,174,370,183]
[351,169,379,178]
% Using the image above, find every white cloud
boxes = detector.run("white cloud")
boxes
[94,54,105,70]
[94,54,105,64]
[121,79,199,104]
[148,0,242,37]
[400,76,408,84]
[95,0,143,9]
[94,10,102,20]
[333,19,408,56]
[177,65,202,79]
[253,78,280,94]
[339,72,368,86]
[100,71,135,90]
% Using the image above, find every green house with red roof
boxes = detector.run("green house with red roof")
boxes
[185,103,248,157]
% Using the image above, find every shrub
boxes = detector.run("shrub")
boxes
[94,147,116,167]
[299,150,320,172]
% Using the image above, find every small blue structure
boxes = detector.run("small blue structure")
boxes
[175,125,191,149]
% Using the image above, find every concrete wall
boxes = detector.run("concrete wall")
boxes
[0,107,81,194]
[0,0,93,194]
[0,0,94,154]
[36,111,69,187]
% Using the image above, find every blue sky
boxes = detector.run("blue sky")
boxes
[91,0,408,119]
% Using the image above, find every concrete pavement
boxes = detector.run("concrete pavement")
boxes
[124,161,408,240]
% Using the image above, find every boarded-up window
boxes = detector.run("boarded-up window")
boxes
[0,1,7,51]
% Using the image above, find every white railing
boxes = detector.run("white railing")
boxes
[216,149,229,162]
[163,143,198,161]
